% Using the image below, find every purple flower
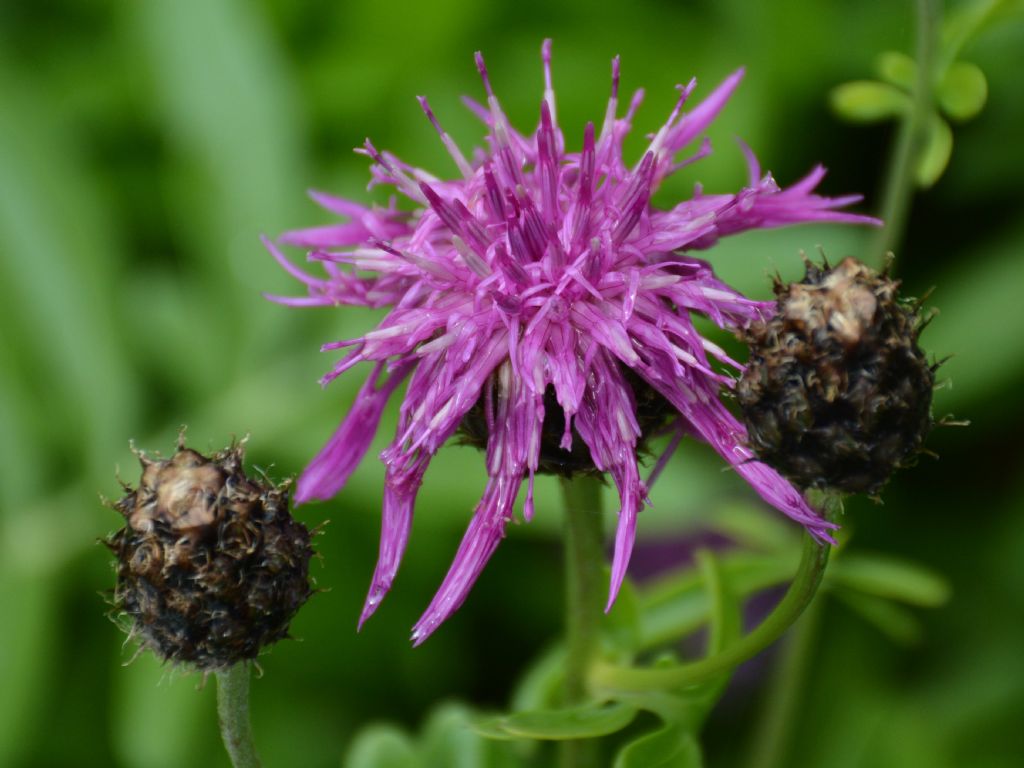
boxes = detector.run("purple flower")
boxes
[267,41,876,644]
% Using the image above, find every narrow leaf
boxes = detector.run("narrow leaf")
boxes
[476,702,638,741]
[830,80,911,123]
[698,549,742,656]
[835,589,924,646]
[915,113,954,187]
[828,553,951,607]
[615,725,702,768]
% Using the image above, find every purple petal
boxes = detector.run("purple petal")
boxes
[295,361,412,504]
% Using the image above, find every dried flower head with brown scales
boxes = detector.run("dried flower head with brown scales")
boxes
[737,256,936,495]
[105,436,314,669]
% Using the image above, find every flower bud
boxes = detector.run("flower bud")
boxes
[737,257,935,495]
[106,437,313,669]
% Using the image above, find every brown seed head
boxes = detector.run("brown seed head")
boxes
[107,438,313,669]
[737,257,934,495]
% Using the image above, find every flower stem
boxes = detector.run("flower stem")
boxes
[870,0,941,265]
[559,474,605,768]
[216,664,263,768]
[589,529,830,694]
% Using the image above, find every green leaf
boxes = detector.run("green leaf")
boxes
[830,80,911,123]
[640,553,792,650]
[421,703,518,768]
[344,725,419,768]
[835,589,925,645]
[476,702,638,741]
[685,550,742,722]
[915,113,954,187]
[942,0,1016,62]
[698,550,742,656]
[510,645,565,713]
[876,50,918,90]
[828,553,951,607]
[938,61,988,121]
[702,503,798,554]
[615,725,702,768]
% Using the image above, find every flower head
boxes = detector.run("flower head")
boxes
[267,42,877,643]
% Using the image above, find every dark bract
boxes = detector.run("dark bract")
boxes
[107,440,313,669]
[738,257,934,495]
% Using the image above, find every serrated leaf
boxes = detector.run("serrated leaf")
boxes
[828,553,951,607]
[476,702,638,741]
[344,725,419,768]
[830,80,911,123]
[876,50,918,90]
[915,113,954,187]
[614,725,702,768]
[938,61,988,121]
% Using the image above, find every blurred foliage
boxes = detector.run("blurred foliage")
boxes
[0,0,1022,766]
[830,0,1015,188]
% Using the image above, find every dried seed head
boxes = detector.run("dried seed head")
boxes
[106,438,313,669]
[737,257,934,495]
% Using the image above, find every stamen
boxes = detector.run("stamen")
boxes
[417,96,473,179]
[541,38,556,124]
[363,139,427,204]
[474,51,494,97]
[571,122,596,252]
[451,235,492,277]
[483,165,507,220]
[537,101,560,223]
[598,55,621,146]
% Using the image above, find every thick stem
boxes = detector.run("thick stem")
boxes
[870,0,942,265]
[589,530,830,693]
[560,474,606,702]
[216,664,263,768]
[559,474,605,768]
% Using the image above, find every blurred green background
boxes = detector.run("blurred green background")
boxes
[1,0,1022,766]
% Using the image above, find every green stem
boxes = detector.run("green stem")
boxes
[216,664,263,768]
[589,530,830,693]
[559,474,605,768]
[870,0,942,265]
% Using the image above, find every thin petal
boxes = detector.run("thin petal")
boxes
[295,361,412,504]
[575,352,645,609]
[410,473,521,645]
[358,469,426,628]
